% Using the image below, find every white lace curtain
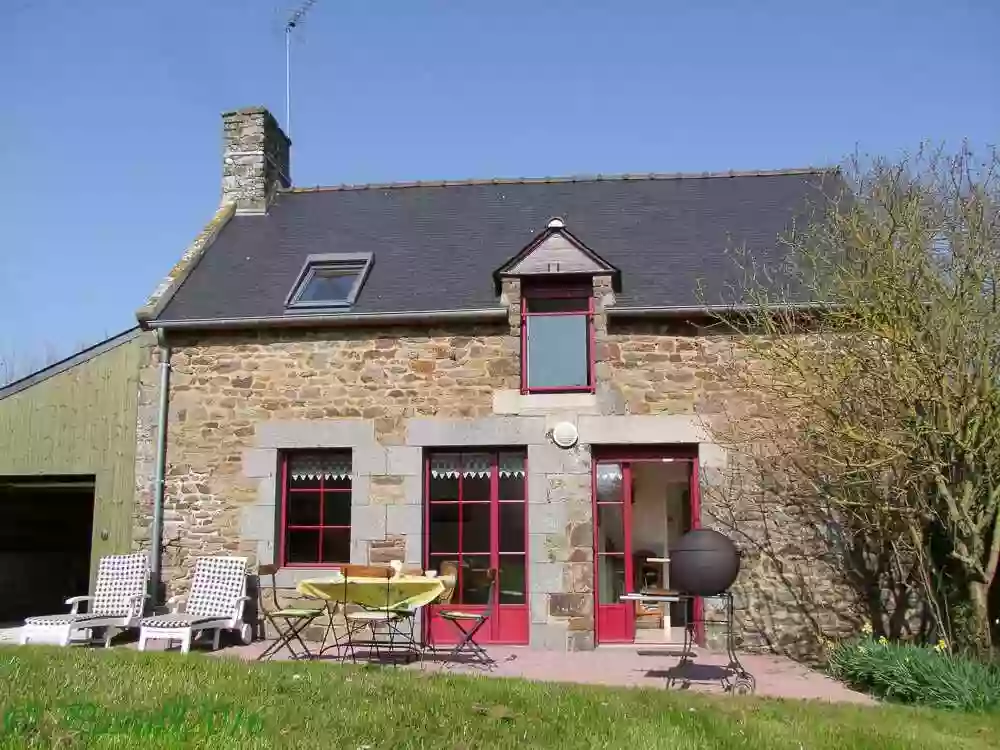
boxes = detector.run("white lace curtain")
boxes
[430,452,525,478]
[289,452,352,481]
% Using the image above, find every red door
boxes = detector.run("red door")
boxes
[593,447,703,646]
[424,451,529,645]
[594,460,634,643]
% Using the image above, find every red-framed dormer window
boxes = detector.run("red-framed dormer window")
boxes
[520,284,595,393]
[280,451,352,567]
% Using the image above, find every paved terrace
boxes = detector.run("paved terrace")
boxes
[0,625,870,705]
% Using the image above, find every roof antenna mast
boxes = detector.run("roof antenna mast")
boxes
[285,0,318,138]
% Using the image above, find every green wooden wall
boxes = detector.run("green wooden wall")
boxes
[0,331,145,581]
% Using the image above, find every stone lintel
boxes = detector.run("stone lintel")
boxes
[255,419,375,449]
[577,414,708,445]
[405,416,546,446]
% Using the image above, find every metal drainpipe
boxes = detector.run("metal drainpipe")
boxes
[149,331,172,603]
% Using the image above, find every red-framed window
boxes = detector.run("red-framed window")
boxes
[424,451,527,609]
[520,284,595,394]
[280,451,352,567]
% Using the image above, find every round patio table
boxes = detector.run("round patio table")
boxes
[297,574,445,610]
[298,574,446,660]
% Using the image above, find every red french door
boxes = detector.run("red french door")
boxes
[424,451,529,645]
[594,460,634,642]
[593,447,702,645]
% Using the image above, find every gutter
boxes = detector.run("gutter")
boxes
[146,308,509,330]
[608,303,828,317]
[144,304,832,330]
[149,329,171,602]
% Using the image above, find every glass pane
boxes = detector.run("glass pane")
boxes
[595,463,623,503]
[320,528,351,564]
[596,505,625,553]
[322,491,351,527]
[288,474,320,490]
[286,529,320,564]
[299,267,361,302]
[598,555,627,604]
[289,452,351,482]
[498,452,525,501]
[429,504,459,554]
[286,491,321,526]
[499,503,525,552]
[429,474,459,501]
[463,474,491,501]
[325,476,351,491]
[462,503,491,553]
[498,556,526,604]
[498,474,525,501]
[460,556,492,604]
[526,314,589,389]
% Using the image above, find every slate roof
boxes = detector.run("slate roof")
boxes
[154,169,836,324]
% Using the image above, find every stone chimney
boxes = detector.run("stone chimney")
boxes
[221,107,291,214]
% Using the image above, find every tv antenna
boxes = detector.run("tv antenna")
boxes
[285,0,318,138]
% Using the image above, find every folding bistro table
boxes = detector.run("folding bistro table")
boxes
[298,574,445,658]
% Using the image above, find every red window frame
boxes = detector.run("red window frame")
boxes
[520,285,595,394]
[424,450,530,644]
[279,451,352,568]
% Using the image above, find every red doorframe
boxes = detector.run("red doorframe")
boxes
[423,450,529,646]
[592,446,704,646]
[593,460,634,642]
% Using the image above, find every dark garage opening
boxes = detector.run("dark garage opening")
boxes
[0,476,95,622]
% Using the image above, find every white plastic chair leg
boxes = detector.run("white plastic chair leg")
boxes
[60,626,72,647]
[138,632,148,651]
[212,629,221,651]
[181,630,192,654]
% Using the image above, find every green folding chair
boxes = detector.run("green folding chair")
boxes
[255,564,324,660]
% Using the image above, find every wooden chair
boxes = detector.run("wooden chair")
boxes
[255,564,324,661]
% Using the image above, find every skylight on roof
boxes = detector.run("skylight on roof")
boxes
[285,253,373,310]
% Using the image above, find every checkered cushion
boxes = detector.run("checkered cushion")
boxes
[140,613,223,629]
[92,552,149,617]
[24,613,112,626]
[186,556,247,619]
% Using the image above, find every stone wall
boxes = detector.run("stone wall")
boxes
[133,313,855,654]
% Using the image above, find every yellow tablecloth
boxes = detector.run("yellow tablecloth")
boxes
[297,575,445,611]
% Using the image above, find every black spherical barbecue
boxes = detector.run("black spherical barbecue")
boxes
[663,529,754,695]
[669,528,741,597]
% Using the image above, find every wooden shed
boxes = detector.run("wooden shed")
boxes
[0,328,146,621]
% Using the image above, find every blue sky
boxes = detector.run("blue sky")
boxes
[1,0,997,365]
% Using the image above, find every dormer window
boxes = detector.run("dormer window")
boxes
[494,218,619,396]
[285,253,373,310]
[521,283,594,393]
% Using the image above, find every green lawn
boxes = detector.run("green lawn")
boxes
[1,646,998,749]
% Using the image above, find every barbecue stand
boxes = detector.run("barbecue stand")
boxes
[620,589,755,695]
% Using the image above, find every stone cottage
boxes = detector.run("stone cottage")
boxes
[133,106,840,651]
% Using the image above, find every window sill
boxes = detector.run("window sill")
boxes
[493,389,600,415]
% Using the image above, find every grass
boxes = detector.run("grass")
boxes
[1,647,999,749]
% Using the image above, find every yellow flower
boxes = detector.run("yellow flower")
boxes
[878,636,888,646]
[933,639,948,653]
[860,621,873,636]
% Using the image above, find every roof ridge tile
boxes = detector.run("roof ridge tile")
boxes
[282,167,834,195]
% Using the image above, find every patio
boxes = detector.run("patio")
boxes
[180,636,872,704]
[0,618,869,703]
